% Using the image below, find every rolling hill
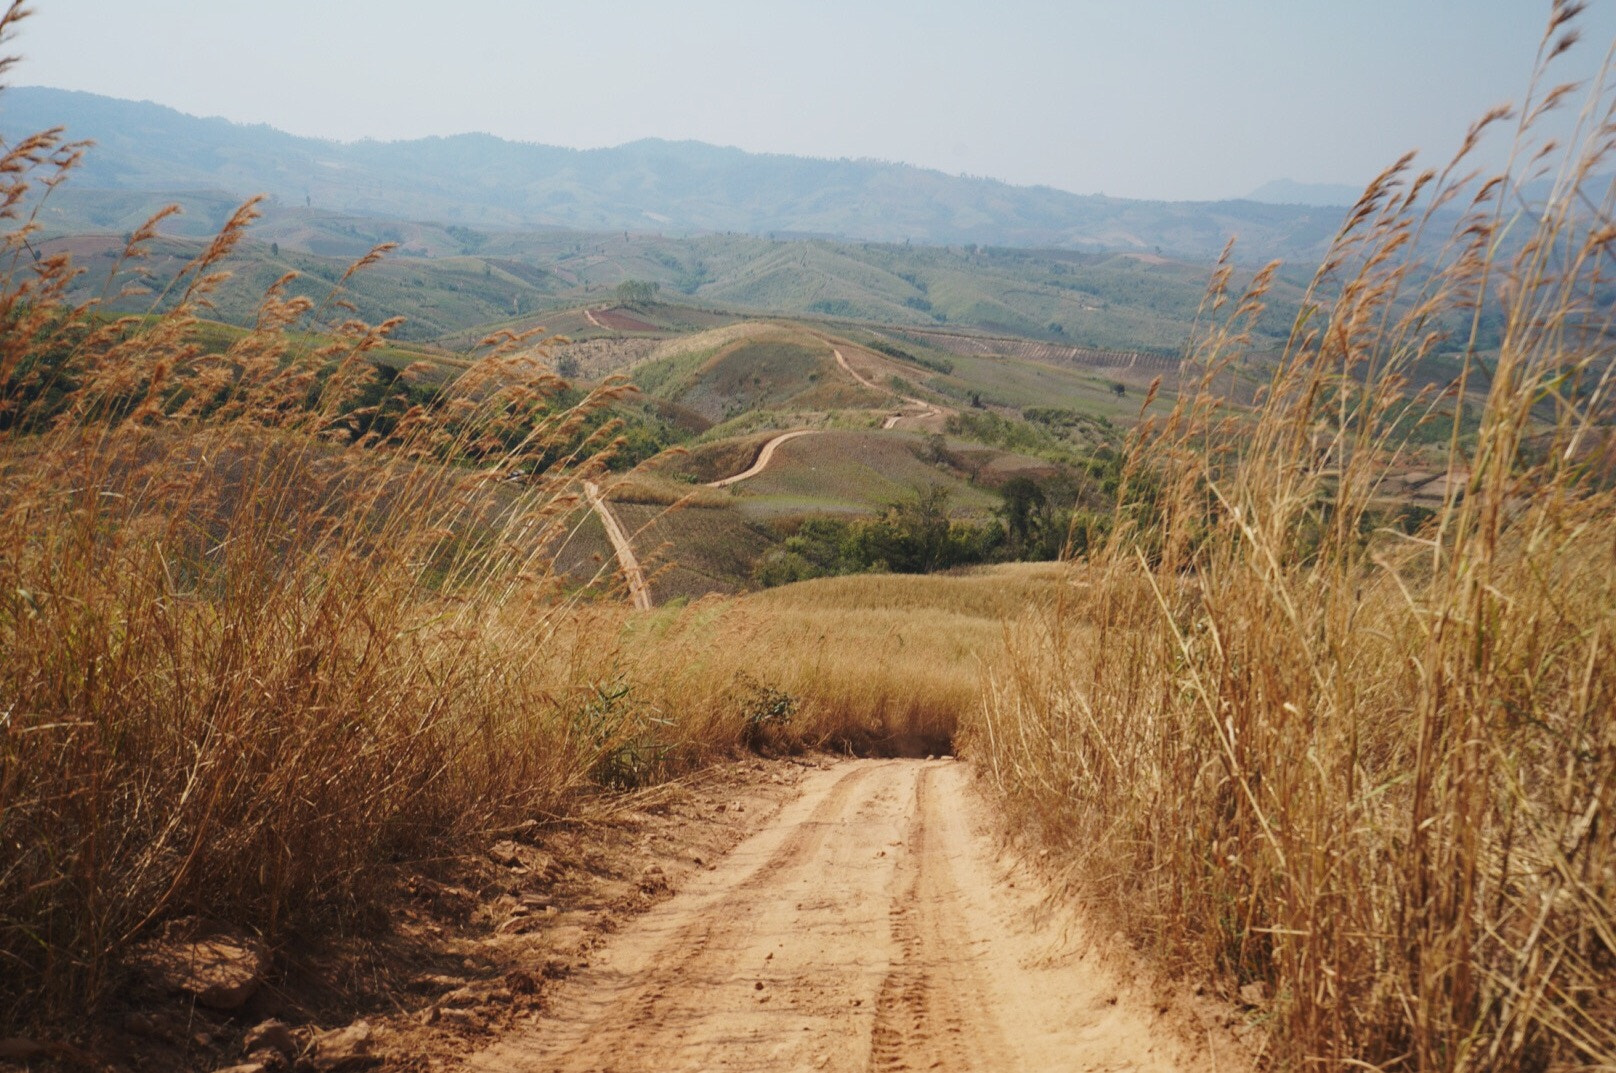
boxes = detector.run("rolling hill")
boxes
[31,205,1309,352]
[5,86,1351,263]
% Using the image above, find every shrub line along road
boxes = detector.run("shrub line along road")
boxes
[462,759,1217,1072]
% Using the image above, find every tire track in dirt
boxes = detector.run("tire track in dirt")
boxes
[531,763,880,1071]
[866,765,1013,1072]
[463,760,1239,1073]
[467,761,895,1072]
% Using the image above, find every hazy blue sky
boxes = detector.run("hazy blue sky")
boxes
[10,1,1616,201]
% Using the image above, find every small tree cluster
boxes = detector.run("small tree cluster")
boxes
[615,279,660,307]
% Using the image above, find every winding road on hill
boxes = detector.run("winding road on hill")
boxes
[465,759,1219,1073]
[704,428,820,488]
[834,347,944,429]
[583,480,653,611]
[699,347,951,489]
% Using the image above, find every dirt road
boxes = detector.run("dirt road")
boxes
[705,428,820,487]
[834,348,943,430]
[465,760,1225,1072]
[583,480,652,611]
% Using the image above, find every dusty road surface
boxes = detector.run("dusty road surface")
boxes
[464,759,1230,1073]
[582,480,652,611]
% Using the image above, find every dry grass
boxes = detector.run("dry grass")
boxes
[734,564,1062,752]
[7,6,1611,1067]
[0,34,713,1020]
[965,12,1616,1070]
[576,564,1056,758]
[0,60,1040,1026]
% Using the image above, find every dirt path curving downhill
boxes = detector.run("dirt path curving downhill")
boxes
[835,348,944,430]
[704,429,820,488]
[583,480,652,611]
[463,759,1234,1073]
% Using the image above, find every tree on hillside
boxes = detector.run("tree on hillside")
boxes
[997,476,1048,554]
[616,279,660,307]
[851,485,991,574]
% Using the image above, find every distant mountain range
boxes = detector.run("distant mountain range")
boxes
[4,86,1352,264]
[1244,179,1365,207]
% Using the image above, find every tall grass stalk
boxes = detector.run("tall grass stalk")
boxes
[968,8,1616,1069]
[0,18,684,1017]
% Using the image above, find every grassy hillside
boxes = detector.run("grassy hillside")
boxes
[34,192,1308,354]
[631,327,867,422]
[710,430,1006,518]
[610,501,780,603]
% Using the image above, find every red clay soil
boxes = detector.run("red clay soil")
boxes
[588,308,658,332]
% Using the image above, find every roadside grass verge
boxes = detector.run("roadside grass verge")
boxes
[610,563,1061,756]
[964,19,1616,1070]
[0,78,719,1021]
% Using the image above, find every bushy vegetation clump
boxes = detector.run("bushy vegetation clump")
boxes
[752,487,996,584]
[750,474,1112,586]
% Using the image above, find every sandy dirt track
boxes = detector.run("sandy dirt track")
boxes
[583,480,652,611]
[704,428,820,487]
[834,348,943,430]
[464,760,1227,1072]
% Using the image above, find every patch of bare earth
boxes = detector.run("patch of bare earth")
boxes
[5,760,812,1073]
[15,759,1259,1073]
[461,759,1254,1073]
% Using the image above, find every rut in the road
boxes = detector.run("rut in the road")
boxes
[867,768,1011,1072]
[465,760,1232,1073]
